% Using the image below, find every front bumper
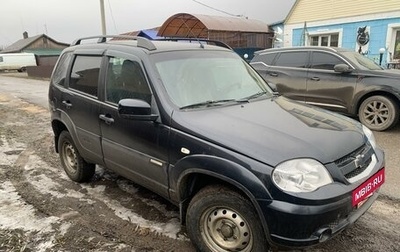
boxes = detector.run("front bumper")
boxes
[260,189,379,248]
[258,149,384,249]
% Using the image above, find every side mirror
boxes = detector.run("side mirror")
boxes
[334,64,353,73]
[118,99,158,121]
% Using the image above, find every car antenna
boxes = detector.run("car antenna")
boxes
[180,17,204,48]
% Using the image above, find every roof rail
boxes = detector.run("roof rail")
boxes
[70,35,157,51]
[154,38,232,50]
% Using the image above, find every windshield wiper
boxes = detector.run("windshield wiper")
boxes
[236,91,269,102]
[180,99,237,109]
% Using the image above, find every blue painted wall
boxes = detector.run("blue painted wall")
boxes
[292,17,400,67]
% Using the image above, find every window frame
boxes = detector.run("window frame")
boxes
[309,51,345,70]
[68,54,103,97]
[273,51,309,68]
[307,29,342,47]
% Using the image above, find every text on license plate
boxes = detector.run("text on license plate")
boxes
[352,168,385,207]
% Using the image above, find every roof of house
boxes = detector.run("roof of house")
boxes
[157,13,270,38]
[1,34,69,53]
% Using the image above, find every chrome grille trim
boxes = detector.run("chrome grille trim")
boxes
[334,143,376,182]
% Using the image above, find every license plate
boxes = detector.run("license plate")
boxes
[352,168,385,207]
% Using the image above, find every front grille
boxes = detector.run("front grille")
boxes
[335,143,373,180]
[344,157,372,179]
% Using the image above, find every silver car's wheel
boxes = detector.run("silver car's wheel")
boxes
[58,131,95,182]
[186,185,268,252]
[359,95,399,131]
[61,141,79,175]
[201,207,252,251]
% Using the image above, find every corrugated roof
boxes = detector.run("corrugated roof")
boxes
[158,13,270,38]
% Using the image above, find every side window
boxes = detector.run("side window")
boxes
[274,52,308,68]
[52,52,72,86]
[105,57,151,104]
[310,52,344,70]
[0,56,3,62]
[254,53,278,66]
[69,55,102,96]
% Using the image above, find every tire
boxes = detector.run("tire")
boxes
[358,95,399,131]
[186,185,268,252]
[58,131,95,182]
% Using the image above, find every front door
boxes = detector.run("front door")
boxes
[306,51,358,114]
[98,52,170,198]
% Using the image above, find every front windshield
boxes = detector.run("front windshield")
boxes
[153,51,272,108]
[342,51,383,70]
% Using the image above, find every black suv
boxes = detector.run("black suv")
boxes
[250,46,400,131]
[49,36,385,251]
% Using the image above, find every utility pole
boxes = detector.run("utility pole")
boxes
[100,0,107,35]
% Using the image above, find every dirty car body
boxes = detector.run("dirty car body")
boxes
[48,36,385,251]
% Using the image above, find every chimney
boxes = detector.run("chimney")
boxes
[23,31,28,39]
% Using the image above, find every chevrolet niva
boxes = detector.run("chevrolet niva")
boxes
[48,36,385,251]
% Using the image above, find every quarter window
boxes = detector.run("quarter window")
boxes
[69,56,102,97]
[310,52,343,70]
[52,52,72,86]
[274,52,308,68]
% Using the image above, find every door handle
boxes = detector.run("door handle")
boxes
[310,77,320,81]
[62,100,72,109]
[99,114,115,125]
[269,72,278,77]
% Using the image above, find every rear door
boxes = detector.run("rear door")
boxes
[306,51,358,114]
[61,53,104,165]
[265,51,308,102]
[98,51,170,198]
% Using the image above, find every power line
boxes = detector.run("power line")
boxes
[107,0,118,34]
[191,0,244,17]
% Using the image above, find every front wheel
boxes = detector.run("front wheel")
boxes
[58,131,95,182]
[358,95,399,131]
[186,185,268,252]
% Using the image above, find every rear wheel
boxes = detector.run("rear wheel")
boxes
[358,95,399,131]
[186,185,268,252]
[58,131,95,182]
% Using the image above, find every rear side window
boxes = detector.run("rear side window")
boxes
[69,55,102,96]
[275,52,308,68]
[253,52,278,66]
[51,52,72,86]
[310,52,344,70]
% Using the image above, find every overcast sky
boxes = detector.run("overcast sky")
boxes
[0,0,295,47]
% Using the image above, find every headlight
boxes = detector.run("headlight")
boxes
[272,159,333,193]
[362,125,377,150]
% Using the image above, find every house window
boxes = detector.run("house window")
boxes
[394,30,400,60]
[309,34,339,47]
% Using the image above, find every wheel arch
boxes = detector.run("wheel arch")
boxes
[354,90,400,116]
[171,155,273,239]
[51,119,69,153]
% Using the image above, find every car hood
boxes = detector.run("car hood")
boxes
[171,97,365,167]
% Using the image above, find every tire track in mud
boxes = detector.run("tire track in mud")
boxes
[0,95,195,251]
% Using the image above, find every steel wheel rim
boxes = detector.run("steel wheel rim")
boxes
[363,100,390,126]
[62,141,78,174]
[201,207,252,252]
